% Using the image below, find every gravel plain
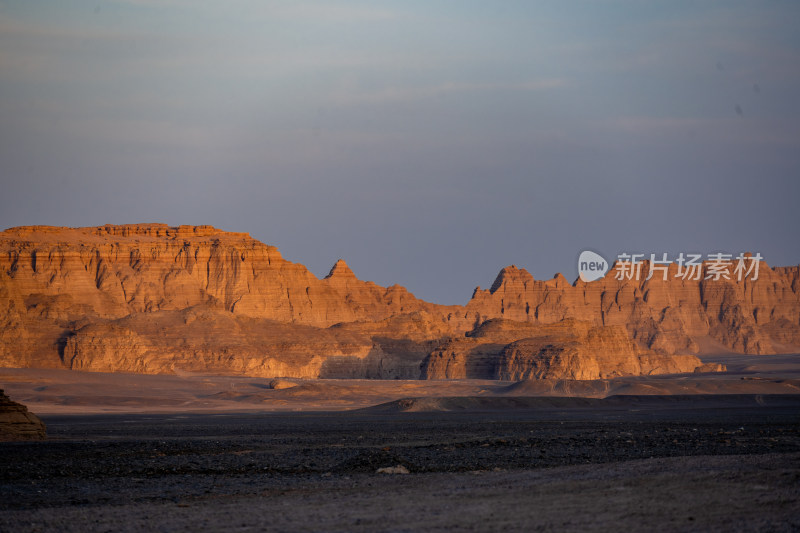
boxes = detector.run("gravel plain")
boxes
[2,395,799,532]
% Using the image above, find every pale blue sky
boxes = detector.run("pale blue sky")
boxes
[1,1,798,303]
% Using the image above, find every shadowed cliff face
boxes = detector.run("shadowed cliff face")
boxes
[0,224,797,379]
[419,319,724,380]
[0,389,45,441]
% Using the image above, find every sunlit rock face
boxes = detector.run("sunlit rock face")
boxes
[0,224,451,373]
[0,225,797,379]
[463,262,800,355]
[0,224,435,327]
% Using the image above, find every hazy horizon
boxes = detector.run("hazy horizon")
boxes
[1,1,798,304]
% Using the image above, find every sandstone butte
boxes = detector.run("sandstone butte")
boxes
[0,224,798,380]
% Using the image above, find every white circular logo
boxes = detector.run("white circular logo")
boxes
[578,250,608,282]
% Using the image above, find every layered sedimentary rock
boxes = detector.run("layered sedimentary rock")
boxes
[62,307,373,378]
[0,389,46,441]
[421,319,720,380]
[465,262,800,355]
[0,224,451,372]
[0,224,797,380]
[0,224,437,326]
[61,307,431,379]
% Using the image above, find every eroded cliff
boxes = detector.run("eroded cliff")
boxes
[0,224,797,379]
[465,263,800,355]
[0,224,452,372]
[420,318,721,380]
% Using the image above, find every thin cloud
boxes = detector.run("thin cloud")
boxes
[330,79,567,106]
[269,3,400,23]
[607,116,800,146]
[107,0,400,22]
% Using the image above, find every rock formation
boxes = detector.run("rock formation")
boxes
[0,224,453,372]
[465,262,800,355]
[0,389,46,441]
[0,224,797,380]
[60,307,430,379]
[421,319,721,380]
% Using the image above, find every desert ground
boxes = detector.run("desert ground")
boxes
[1,353,799,415]
[1,353,799,532]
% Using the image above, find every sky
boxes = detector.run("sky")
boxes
[1,1,798,305]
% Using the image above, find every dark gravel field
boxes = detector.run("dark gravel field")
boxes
[2,395,799,532]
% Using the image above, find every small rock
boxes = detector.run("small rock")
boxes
[376,465,409,475]
[269,379,298,390]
